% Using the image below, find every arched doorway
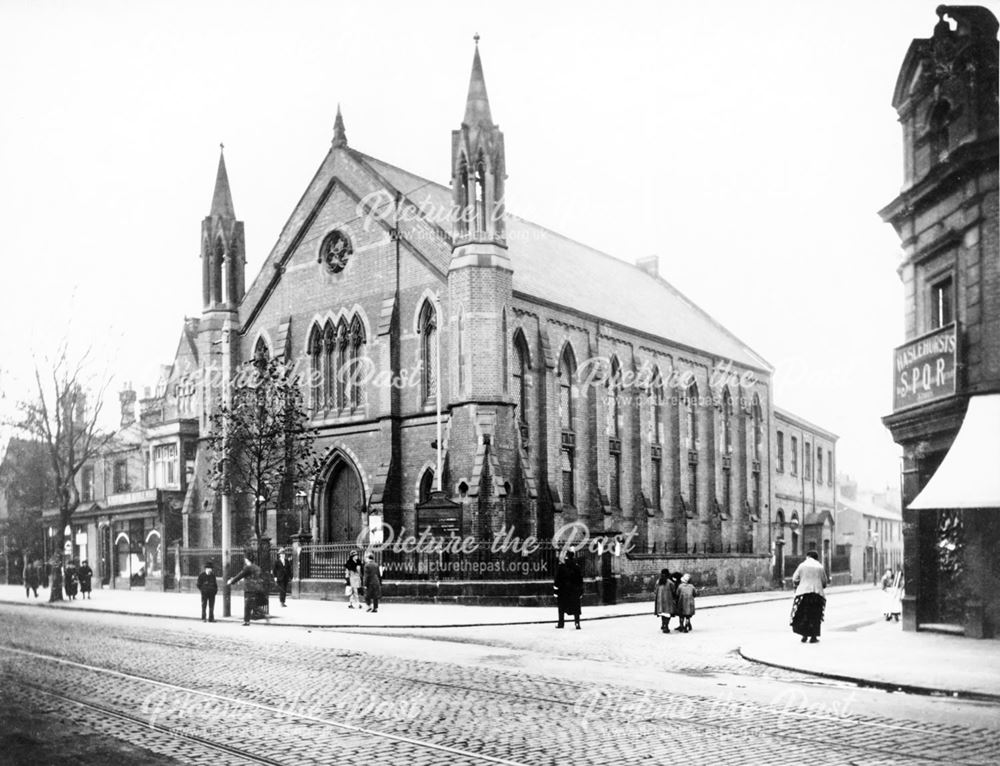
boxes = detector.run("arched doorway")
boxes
[321,455,365,543]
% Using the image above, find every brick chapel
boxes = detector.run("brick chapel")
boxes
[169,42,776,562]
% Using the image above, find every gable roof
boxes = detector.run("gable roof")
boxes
[241,145,771,372]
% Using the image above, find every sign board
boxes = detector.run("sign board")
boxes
[75,532,87,546]
[893,323,957,412]
[368,513,384,545]
[415,491,462,535]
[63,540,73,555]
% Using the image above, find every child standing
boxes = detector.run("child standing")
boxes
[653,569,677,633]
[676,573,697,633]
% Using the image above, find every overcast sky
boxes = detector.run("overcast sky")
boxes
[4,0,993,490]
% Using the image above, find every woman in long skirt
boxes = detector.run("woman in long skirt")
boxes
[790,551,828,643]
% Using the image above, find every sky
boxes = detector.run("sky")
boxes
[3,0,994,490]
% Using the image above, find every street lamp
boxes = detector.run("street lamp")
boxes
[294,490,308,536]
[290,488,313,583]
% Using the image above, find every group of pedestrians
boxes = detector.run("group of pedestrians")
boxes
[344,549,382,612]
[196,549,286,626]
[195,547,385,624]
[21,557,92,601]
[62,559,94,600]
[653,570,697,633]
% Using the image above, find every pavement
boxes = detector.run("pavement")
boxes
[4,582,999,701]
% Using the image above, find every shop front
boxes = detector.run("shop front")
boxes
[102,488,184,591]
[906,394,1000,638]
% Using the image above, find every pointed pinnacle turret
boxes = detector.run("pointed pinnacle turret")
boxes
[210,144,236,219]
[463,36,493,126]
[332,104,348,148]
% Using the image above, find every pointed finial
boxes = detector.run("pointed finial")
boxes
[463,40,493,126]
[332,103,348,148]
[220,141,224,152]
[210,145,236,219]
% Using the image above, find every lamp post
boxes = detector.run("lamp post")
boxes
[291,489,313,587]
[220,316,232,617]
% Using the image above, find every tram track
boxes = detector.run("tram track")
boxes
[13,678,283,766]
[0,645,528,766]
[3,641,997,766]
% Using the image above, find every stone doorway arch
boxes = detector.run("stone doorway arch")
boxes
[318,451,366,543]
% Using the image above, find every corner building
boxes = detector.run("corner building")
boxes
[881,7,1000,637]
[183,44,776,593]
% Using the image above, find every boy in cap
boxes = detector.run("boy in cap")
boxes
[197,561,218,622]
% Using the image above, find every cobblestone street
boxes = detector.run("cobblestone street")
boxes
[2,592,998,765]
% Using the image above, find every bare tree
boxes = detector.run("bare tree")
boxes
[15,344,112,601]
[207,356,318,545]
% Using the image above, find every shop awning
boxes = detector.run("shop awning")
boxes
[909,394,1000,510]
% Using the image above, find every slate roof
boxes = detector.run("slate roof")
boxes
[239,142,771,372]
[357,152,771,371]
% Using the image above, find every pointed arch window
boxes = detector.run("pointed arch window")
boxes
[686,380,699,519]
[213,238,225,304]
[418,301,437,404]
[650,367,663,512]
[418,469,434,506]
[559,345,576,432]
[322,321,336,410]
[308,324,323,411]
[513,331,530,439]
[349,316,365,410]
[721,387,733,519]
[607,357,622,439]
[475,154,488,236]
[650,368,663,446]
[457,158,471,237]
[254,336,270,366]
[336,321,349,410]
[686,380,699,448]
[607,357,623,508]
[751,393,763,521]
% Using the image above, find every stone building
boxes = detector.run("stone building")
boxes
[164,42,778,596]
[50,379,189,591]
[771,408,838,581]
[880,6,999,637]
[836,476,903,586]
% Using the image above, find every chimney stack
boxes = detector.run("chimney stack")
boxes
[120,384,137,428]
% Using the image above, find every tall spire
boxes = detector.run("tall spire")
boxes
[463,35,493,126]
[210,144,236,219]
[332,104,348,148]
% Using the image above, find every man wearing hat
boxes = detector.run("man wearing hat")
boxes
[228,552,263,626]
[272,548,292,607]
[196,561,219,622]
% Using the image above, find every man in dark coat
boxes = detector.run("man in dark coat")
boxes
[227,554,263,626]
[77,560,94,599]
[272,549,292,607]
[64,560,79,600]
[362,553,382,613]
[23,558,40,598]
[197,561,219,622]
[554,550,584,629]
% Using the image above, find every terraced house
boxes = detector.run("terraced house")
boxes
[155,42,779,598]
